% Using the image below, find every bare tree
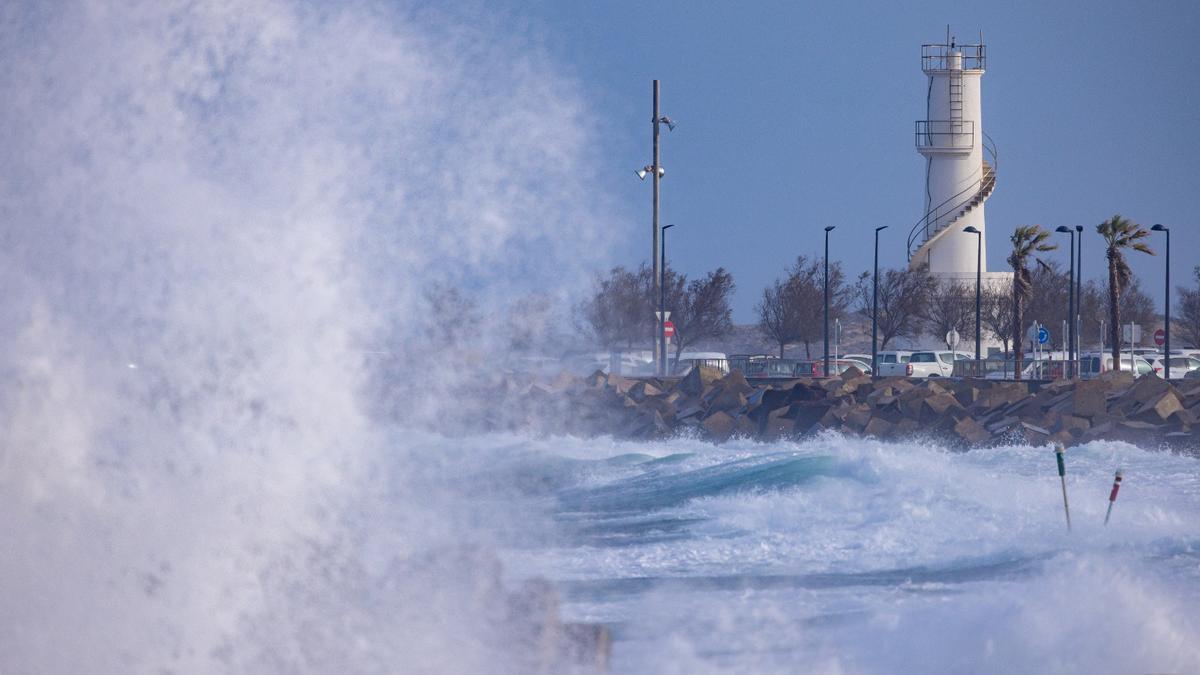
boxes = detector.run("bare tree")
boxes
[1026,260,1070,350]
[758,256,849,359]
[758,275,806,358]
[577,266,647,349]
[670,268,736,365]
[1178,266,1200,349]
[854,268,934,350]
[921,279,976,348]
[981,282,1015,354]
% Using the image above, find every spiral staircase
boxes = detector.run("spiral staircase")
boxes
[906,133,998,269]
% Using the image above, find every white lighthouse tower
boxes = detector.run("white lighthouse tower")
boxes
[907,35,998,280]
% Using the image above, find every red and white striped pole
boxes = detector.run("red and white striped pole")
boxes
[1104,470,1123,526]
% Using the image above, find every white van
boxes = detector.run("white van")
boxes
[1079,351,1154,378]
[672,351,730,375]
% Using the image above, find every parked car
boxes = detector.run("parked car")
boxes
[876,350,913,366]
[1079,352,1154,378]
[1150,355,1200,378]
[799,359,872,377]
[877,350,970,378]
[744,358,805,378]
[671,351,729,375]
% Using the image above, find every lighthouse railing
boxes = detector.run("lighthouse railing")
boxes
[906,137,999,262]
[921,43,986,71]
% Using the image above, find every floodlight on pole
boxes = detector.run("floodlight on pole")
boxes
[636,165,665,181]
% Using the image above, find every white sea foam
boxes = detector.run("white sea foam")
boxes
[0,1,612,672]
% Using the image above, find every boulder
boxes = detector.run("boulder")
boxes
[954,416,992,445]
[677,365,724,397]
[718,370,754,396]
[701,410,736,441]
[706,388,748,413]
[735,414,758,437]
[978,382,1028,411]
[763,407,796,440]
[1053,414,1090,435]
[843,405,873,431]
[1070,380,1109,417]
[791,402,833,431]
[628,380,662,401]
[1135,390,1184,422]
[863,416,897,439]
[1096,369,1136,388]
[923,392,964,418]
[606,373,638,394]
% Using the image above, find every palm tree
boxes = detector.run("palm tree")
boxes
[1096,214,1154,370]
[1008,225,1057,380]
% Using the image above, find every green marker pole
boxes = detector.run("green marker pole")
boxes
[1055,444,1071,531]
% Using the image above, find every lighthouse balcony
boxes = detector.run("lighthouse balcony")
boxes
[921,43,985,72]
[915,120,974,155]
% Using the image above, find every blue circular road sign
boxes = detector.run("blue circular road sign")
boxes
[1038,326,1050,344]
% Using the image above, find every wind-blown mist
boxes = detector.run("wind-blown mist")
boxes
[0,1,613,672]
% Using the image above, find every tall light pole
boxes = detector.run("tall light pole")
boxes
[1075,225,1083,357]
[872,226,888,377]
[964,226,983,361]
[824,226,835,378]
[1056,226,1076,375]
[661,223,676,373]
[1152,223,1170,379]
[636,80,673,376]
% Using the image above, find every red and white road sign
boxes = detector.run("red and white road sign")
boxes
[1154,328,1166,347]
[663,321,675,338]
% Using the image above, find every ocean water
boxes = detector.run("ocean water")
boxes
[4,2,1199,672]
[445,432,1200,674]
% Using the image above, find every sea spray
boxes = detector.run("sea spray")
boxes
[0,1,616,672]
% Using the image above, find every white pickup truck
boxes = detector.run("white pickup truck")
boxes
[877,350,972,378]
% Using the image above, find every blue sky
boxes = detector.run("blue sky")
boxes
[485,0,1200,322]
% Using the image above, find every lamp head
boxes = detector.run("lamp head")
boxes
[663,223,676,231]
[824,226,835,232]
[963,226,980,234]
[876,225,889,232]
[1056,226,1072,233]
[1075,225,1083,232]
[1151,223,1168,232]
[636,165,661,181]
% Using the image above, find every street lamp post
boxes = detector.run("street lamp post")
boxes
[661,223,676,373]
[963,226,983,362]
[1056,226,1076,376]
[824,226,835,378]
[635,80,673,376]
[872,226,888,377]
[1075,225,1083,358]
[1152,223,1171,379]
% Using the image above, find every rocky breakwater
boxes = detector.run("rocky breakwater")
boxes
[489,367,1200,451]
